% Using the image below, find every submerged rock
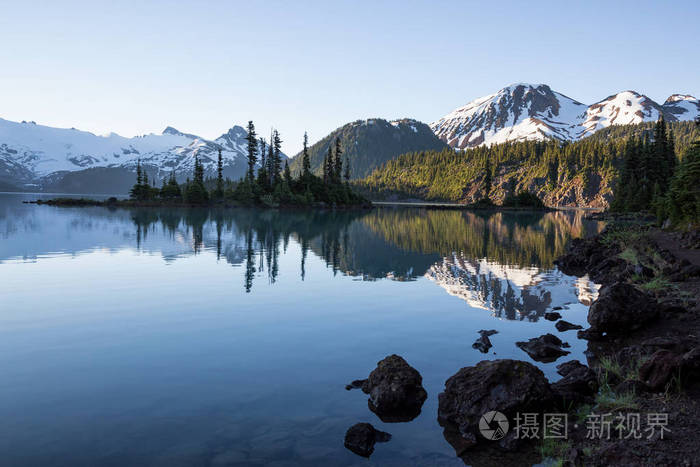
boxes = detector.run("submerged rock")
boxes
[345,379,366,391]
[516,333,570,363]
[361,354,427,422]
[438,360,553,452]
[472,330,498,353]
[555,320,583,332]
[544,311,562,321]
[343,423,391,457]
[587,282,658,337]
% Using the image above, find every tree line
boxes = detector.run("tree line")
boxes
[356,119,699,225]
[129,121,368,207]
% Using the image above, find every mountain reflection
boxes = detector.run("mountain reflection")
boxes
[1,202,604,316]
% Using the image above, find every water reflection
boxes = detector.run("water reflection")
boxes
[1,200,604,318]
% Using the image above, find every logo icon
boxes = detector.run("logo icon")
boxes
[479,411,509,440]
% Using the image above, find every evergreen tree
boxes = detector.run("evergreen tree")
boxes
[258,137,268,189]
[344,156,351,184]
[302,132,311,180]
[272,130,283,185]
[215,148,224,199]
[283,160,292,186]
[333,137,343,183]
[483,156,492,199]
[246,121,258,182]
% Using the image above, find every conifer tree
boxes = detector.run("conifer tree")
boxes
[344,156,351,184]
[283,160,292,186]
[483,156,492,199]
[258,137,268,189]
[246,121,258,182]
[216,148,224,198]
[322,154,329,184]
[302,132,311,180]
[333,138,343,183]
[272,130,282,184]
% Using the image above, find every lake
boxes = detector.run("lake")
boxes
[0,193,604,466]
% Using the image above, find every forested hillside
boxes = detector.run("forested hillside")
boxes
[357,121,700,208]
[289,118,447,179]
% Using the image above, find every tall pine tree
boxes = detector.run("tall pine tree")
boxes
[246,121,258,182]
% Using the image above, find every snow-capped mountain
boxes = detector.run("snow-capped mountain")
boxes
[0,118,286,192]
[425,253,599,321]
[431,84,700,149]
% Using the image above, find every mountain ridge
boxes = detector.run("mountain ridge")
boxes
[0,118,285,193]
[431,83,699,149]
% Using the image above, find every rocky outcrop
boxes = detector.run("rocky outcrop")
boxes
[587,282,658,337]
[438,360,554,452]
[551,360,598,404]
[361,354,427,422]
[516,333,570,363]
[343,423,391,457]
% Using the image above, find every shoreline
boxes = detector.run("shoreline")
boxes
[24,197,374,211]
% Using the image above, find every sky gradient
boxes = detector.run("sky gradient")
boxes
[1,0,698,154]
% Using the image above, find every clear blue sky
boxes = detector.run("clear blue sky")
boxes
[1,0,698,155]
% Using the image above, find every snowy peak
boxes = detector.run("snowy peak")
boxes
[665,94,697,104]
[432,84,699,149]
[430,83,587,149]
[580,90,663,136]
[662,94,700,122]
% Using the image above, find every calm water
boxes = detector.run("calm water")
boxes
[0,193,604,466]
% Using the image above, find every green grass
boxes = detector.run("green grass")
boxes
[595,390,638,412]
[618,247,639,264]
[639,275,673,292]
[539,438,570,467]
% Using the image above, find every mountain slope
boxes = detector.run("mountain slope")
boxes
[288,118,447,179]
[431,84,699,149]
[358,121,700,208]
[0,118,285,193]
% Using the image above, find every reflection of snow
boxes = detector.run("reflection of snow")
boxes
[425,253,599,321]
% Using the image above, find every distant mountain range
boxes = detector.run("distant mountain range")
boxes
[430,83,699,149]
[0,119,285,193]
[1,82,697,194]
[288,118,446,179]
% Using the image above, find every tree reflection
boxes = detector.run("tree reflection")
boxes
[122,206,603,310]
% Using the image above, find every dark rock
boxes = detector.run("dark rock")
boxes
[516,333,570,363]
[345,379,367,390]
[681,347,700,381]
[587,282,658,336]
[589,256,630,285]
[638,349,682,391]
[551,360,598,404]
[668,264,700,282]
[552,306,563,311]
[577,328,603,340]
[472,334,493,353]
[472,330,499,353]
[657,297,689,314]
[555,320,583,332]
[641,336,681,350]
[544,311,562,321]
[438,360,553,452]
[343,423,391,457]
[361,354,427,422]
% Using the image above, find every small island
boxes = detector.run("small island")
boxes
[30,122,371,210]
